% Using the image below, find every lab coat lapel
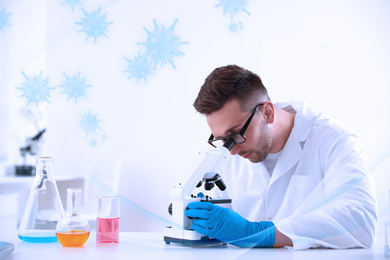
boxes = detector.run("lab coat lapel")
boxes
[268,101,319,187]
[268,132,303,187]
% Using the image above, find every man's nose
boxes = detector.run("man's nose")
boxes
[229,145,241,155]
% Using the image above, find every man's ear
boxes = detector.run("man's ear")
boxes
[263,101,274,124]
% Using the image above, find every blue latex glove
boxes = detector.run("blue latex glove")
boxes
[185,202,275,248]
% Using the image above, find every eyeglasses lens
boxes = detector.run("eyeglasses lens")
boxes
[210,133,245,147]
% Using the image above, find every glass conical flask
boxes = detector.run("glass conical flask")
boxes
[56,188,90,247]
[18,157,64,242]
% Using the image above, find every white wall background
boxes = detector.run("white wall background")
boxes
[1,0,389,233]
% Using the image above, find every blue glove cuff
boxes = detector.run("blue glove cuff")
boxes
[231,221,275,248]
[254,221,275,248]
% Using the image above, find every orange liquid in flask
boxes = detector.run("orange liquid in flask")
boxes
[56,230,90,247]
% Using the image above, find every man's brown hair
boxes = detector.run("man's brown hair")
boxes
[193,65,270,115]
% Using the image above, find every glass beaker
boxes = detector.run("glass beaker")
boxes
[56,188,90,247]
[18,157,64,242]
[96,196,120,243]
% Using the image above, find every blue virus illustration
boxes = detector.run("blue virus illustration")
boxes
[89,134,107,147]
[62,0,82,12]
[89,139,97,147]
[0,7,12,33]
[78,110,101,137]
[138,19,188,69]
[58,72,91,103]
[75,7,113,43]
[15,71,55,106]
[228,22,243,33]
[123,52,155,84]
[216,0,250,20]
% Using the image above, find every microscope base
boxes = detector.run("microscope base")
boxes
[163,226,225,247]
[15,165,35,176]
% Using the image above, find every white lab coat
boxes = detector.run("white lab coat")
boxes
[218,101,378,250]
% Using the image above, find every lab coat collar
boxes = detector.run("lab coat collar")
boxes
[268,101,320,187]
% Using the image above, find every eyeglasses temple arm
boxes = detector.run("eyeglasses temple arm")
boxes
[239,103,263,135]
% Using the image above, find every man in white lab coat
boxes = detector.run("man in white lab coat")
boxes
[185,64,378,249]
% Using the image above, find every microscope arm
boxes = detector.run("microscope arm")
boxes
[179,137,235,200]
[179,146,231,200]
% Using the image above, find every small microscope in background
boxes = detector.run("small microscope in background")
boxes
[15,129,46,176]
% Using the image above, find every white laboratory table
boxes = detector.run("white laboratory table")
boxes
[3,231,390,260]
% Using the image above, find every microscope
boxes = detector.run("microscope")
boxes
[163,138,236,246]
[15,129,46,176]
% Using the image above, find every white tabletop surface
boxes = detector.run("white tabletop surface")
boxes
[2,231,389,260]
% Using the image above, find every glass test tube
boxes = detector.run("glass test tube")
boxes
[96,196,120,243]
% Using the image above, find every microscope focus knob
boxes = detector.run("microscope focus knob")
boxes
[168,203,172,215]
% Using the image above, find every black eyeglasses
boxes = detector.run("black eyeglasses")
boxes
[208,103,264,148]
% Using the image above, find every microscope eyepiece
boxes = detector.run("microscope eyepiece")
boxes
[223,137,236,151]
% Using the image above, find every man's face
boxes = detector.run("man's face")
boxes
[206,99,273,163]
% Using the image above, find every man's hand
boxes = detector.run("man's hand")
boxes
[185,202,275,247]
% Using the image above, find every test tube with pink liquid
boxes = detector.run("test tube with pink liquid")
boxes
[96,196,120,243]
